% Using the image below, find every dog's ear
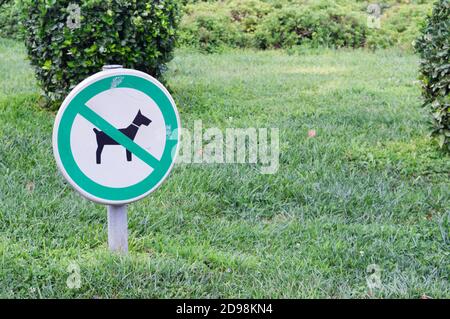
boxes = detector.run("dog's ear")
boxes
[137,109,142,115]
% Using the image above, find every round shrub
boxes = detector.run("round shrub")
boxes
[254,5,367,49]
[414,0,450,150]
[22,0,180,108]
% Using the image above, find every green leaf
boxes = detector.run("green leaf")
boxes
[42,60,52,70]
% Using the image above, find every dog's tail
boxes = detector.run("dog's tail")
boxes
[93,128,100,134]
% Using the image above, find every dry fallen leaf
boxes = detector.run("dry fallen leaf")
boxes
[26,181,35,193]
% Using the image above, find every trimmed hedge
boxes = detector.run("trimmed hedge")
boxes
[415,0,450,151]
[22,0,180,108]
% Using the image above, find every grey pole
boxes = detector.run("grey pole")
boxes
[107,205,128,254]
[102,64,128,254]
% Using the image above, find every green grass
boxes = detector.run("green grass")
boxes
[0,38,449,298]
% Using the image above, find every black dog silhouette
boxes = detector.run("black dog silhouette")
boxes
[93,110,151,164]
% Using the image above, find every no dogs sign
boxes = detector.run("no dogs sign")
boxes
[53,68,180,205]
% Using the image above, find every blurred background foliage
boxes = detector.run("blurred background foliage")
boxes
[177,0,435,52]
[0,0,436,52]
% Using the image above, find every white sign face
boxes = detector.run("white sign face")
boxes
[53,68,181,205]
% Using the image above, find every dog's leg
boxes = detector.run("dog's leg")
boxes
[126,149,132,162]
[96,144,104,164]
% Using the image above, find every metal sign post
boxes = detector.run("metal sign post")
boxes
[52,64,181,255]
[107,204,128,253]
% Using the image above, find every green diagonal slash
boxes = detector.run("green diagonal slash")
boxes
[78,104,161,170]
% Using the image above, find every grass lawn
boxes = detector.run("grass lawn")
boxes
[0,38,449,298]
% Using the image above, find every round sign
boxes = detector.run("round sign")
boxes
[53,68,180,205]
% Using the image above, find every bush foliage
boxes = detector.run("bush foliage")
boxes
[415,0,450,151]
[178,0,434,52]
[0,0,22,39]
[254,4,367,49]
[178,1,244,53]
[22,0,179,108]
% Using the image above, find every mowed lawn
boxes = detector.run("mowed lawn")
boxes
[0,38,449,298]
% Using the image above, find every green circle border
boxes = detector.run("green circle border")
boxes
[57,74,179,202]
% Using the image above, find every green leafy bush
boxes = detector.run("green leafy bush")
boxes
[178,1,247,52]
[179,1,369,51]
[22,0,180,108]
[368,3,431,50]
[0,0,22,40]
[415,0,450,151]
[254,5,367,49]
[178,0,435,52]
[229,0,272,33]
[365,28,396,50]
